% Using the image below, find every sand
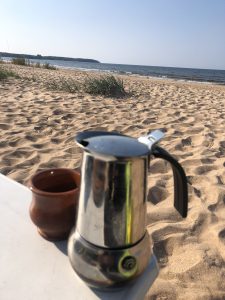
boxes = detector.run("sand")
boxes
[0,64,225,299]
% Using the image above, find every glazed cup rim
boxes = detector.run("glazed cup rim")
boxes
[28,168,80,196]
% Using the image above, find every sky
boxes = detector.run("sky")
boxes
[0,0,225,70]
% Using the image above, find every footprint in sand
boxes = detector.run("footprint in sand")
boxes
[201,158,216,164]
[61,113,75,120]
[51,137,63,144]
[38,159,64,169]
[215,141,225,158]
[151,225,187,243]
[0,124,11,130]
[193,187,201,198]
[0,141,8,148]
[203,248,224,268]
[187,175,195,185]
[216,175,225,185]
[25,134,39,142]
[8,138,27,147]
[218,228,225,244]
[186,213,208,236]
[16,155,40,169]
[194,165,217,175]
[206,132,216,139]
[186,127,204,134]
[173,130,183,136]
[174,143,184,151]
[152,239,168,267]
[2,154,19,166]
[202,138,215,149]
[155,179,167,188]
[64,146,79,155]
[142,117,156,125]
[146,207,183,226]
[150,160,169,174]
[10,148,35,159]
[0,166,13,176]
[181,136,203,147]
[208,191,225,212]
[147,186,170,204]
[182,159,201,167]
[32,143,50,149]
[177,116,186,122]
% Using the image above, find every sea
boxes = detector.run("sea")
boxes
[2,57,225,85]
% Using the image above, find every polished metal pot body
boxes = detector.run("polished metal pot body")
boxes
[68,150,152,288]
[76,151,149,248]
[68,231,152,289]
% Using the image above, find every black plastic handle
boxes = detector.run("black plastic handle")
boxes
[152,146,188,218]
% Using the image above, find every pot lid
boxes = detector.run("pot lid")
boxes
[76,131,150,158]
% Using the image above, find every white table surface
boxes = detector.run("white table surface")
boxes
[0,173,158,300]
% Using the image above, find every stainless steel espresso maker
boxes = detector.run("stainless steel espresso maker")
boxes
[68,130,188,289]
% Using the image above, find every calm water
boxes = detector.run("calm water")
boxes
[3,57,225,84]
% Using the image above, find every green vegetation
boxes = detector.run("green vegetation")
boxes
[45,77,79,93]
[1,64,126,99]
[42,63,57,70]
[44,74,127,97]
[84,75,126,97]
[35,62,41,68]
[12,57,31,66]
[11,58,57,70]
[0,68,19,80]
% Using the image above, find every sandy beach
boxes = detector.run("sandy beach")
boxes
[0,64,225,299]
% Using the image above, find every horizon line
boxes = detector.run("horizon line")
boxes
[1,50,225,71]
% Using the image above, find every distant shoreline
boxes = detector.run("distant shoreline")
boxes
[1,55,225,85]
[0,51,100,63]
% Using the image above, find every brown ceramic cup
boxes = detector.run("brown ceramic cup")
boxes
[28,168,80,241]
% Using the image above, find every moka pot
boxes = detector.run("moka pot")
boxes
[68,130,188,289]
